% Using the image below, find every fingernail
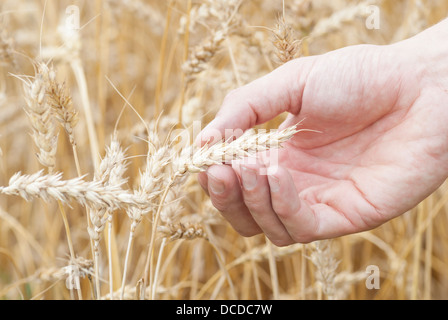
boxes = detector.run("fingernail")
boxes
[241,166,258,190]
[268,175,280,193]
[208,173,225,194]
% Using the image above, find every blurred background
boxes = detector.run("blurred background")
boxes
[0,0,448,300]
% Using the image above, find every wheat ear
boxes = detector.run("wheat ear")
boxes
[89,135,128,299]
[120,141,171,300]
[272,15,302,64]
[310,240,340,300]
[21,64,58,169]
[19,61,85,299]
[0,170,140,210]
[0,125,301,209]
[176,125,299,174]
[158,222,208,242]
[182,1,242,84]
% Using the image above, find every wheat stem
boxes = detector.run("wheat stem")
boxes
[154,0,174,116]
[267,238,279,299]
[70,59,100,170]
[107,213,114,299]
[144,177,176,299]
[120,230,134,300]
[151,237,167,300]
[177,0,193,126]
[72,145,82,177]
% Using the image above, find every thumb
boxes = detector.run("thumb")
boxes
[195,57,316,146]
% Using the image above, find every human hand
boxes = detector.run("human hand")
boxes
[196,20,448,246]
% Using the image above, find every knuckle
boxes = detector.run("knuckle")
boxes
[210,196,230,213]
[274,206,292,219]
[273,200,300,220]
[270,237,294,247]
[290,233,315,244]
[244,198,265,214]
[237,227,261,238]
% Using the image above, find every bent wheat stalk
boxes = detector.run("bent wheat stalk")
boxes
[18,61,82,299]
[120,142,171,300]
[0,125,303,207]
[176,124,300,174]
[0,171,140,210]
[89,135,128,299]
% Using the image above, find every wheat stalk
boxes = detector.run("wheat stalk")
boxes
[88,135,128,298]
[0,123,301,298]
[182,0,242,83]
[309,240,340,300]
[16,60,87,298]
[0,170,139,210]
[272,15,302,64]
[158,222,208,242]
[176,125,299,174]
[0,125,300,206]
[42,63,79,147]
[56,20,100,170]
[19,64,59,170]
[120,139,171,299]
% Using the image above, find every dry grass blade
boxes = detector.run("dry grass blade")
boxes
[1,0,448,301]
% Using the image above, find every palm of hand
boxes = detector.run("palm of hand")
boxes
[199,34,448,244]
[278,44,448,238]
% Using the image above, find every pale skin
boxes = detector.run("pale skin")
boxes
[196,19,448,246]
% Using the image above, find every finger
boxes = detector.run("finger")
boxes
[238,162,295,246]
[206,165,262,237]
[300,180,384,238]
[268,167,382,242]
[266,166,319,243]
[195,57,316,146]
[198,172,209,196]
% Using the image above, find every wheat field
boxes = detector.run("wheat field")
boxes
[0,0,448,300]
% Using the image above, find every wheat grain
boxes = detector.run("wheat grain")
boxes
[42,64,79,146]
[309,240,339,300]
[1,0,447,301]
[0,125,299,208]
[127,145,171,228]
[158,222,207,242]
[272,16,302,64]
[176,125,299,174]
[126,116,177,146]
[121,137,172,299]
[0,170,138,210]
[182,0,242,83]
[159,183,184,225]
[89,136,128,252]
[88,135,128,298]
[20,63,59,170]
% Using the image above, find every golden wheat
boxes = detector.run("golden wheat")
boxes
[0,0,447,301]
